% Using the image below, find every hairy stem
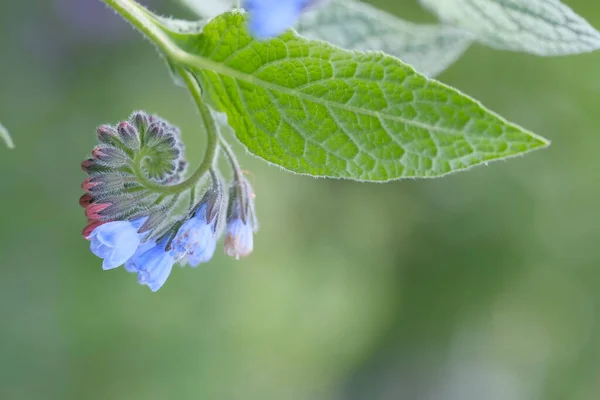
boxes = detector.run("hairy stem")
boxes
[103,0,219,194]
[219,137,244,180]
[103,0,261,85]
[103,0,178,57]
[175,67,220,190]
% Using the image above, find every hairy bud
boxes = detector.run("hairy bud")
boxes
[96,125,119,145]
[81,158,111,175]
[85,202,111,220]
[92,145,130,168]
[131,111,150,133]
[79,193,93,208]
[137,118,186,184]
[117,121,141,150]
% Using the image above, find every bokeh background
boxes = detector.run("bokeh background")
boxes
[1,0,599,399]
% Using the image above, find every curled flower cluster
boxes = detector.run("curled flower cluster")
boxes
[80,112,257,291]
[244,0,320,39]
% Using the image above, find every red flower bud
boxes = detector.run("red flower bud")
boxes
[85,203,111,219]
[96,125,118,143]
[91,146,108,160]
[79,193,93,208]
[91,145,129,167]
[81,177,98,193]
[82,220,105,239]
[81,158,96,173]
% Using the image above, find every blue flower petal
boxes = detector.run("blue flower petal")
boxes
[245,0,310,39]
[88,221,142,270]
[129,241,175,292]
[188,235,217,267]
[224,218,254,259]
[145,257,174,292]
[124,240,156,273]
[171,204,218,266]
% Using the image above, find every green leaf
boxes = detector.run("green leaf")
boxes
[179,0,472,77]
[296,0,473,77]
[160,11,549,181]
[0,121,15,149]
[420,0,600,55]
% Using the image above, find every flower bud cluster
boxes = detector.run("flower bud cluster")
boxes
[80,112,258,291]
[80,111,187,237]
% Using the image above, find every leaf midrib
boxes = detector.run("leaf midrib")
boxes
[176,42,543,143]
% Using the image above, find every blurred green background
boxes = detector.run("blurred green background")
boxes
[1,0,599,399]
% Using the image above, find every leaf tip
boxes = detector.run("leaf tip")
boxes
[527,130,551,150]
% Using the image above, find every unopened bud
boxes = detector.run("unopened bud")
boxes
[96,125,119,145]
[81,158,110,175]
[94,194,147,221]
[85,202,111,220]
[146,121,166,143]
[117,121,140,150]
[131,111,150,135]
[84,174,132,196]
[79,193,93,208]
[92,145,129,167]
[81,177,98,193]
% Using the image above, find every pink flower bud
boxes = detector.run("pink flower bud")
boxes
[81,177,99,193]
[82,220,105,239]
[91,145,129,167]
[81,158,96,173]
[96,125,118,143]
[79,194,93,208]
[85,203,111,220]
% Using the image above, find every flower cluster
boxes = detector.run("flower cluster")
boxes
[244,0,321,39]
[80,112,257,292]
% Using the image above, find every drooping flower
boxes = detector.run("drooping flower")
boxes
[87,218,146,270]
[188,235,217,267]
[172,204,219,267]
[244,0,318,39]
[224,176,258,259]
[126,239,175,292]
[171,182,224,267]
[224,218,254,259]
[124,240,156,273]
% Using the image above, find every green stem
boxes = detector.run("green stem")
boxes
[103,0,220,194]
[103,0,179,57]
[219,136,244,180]
[174,67,220,189]
[103,0,257,85]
